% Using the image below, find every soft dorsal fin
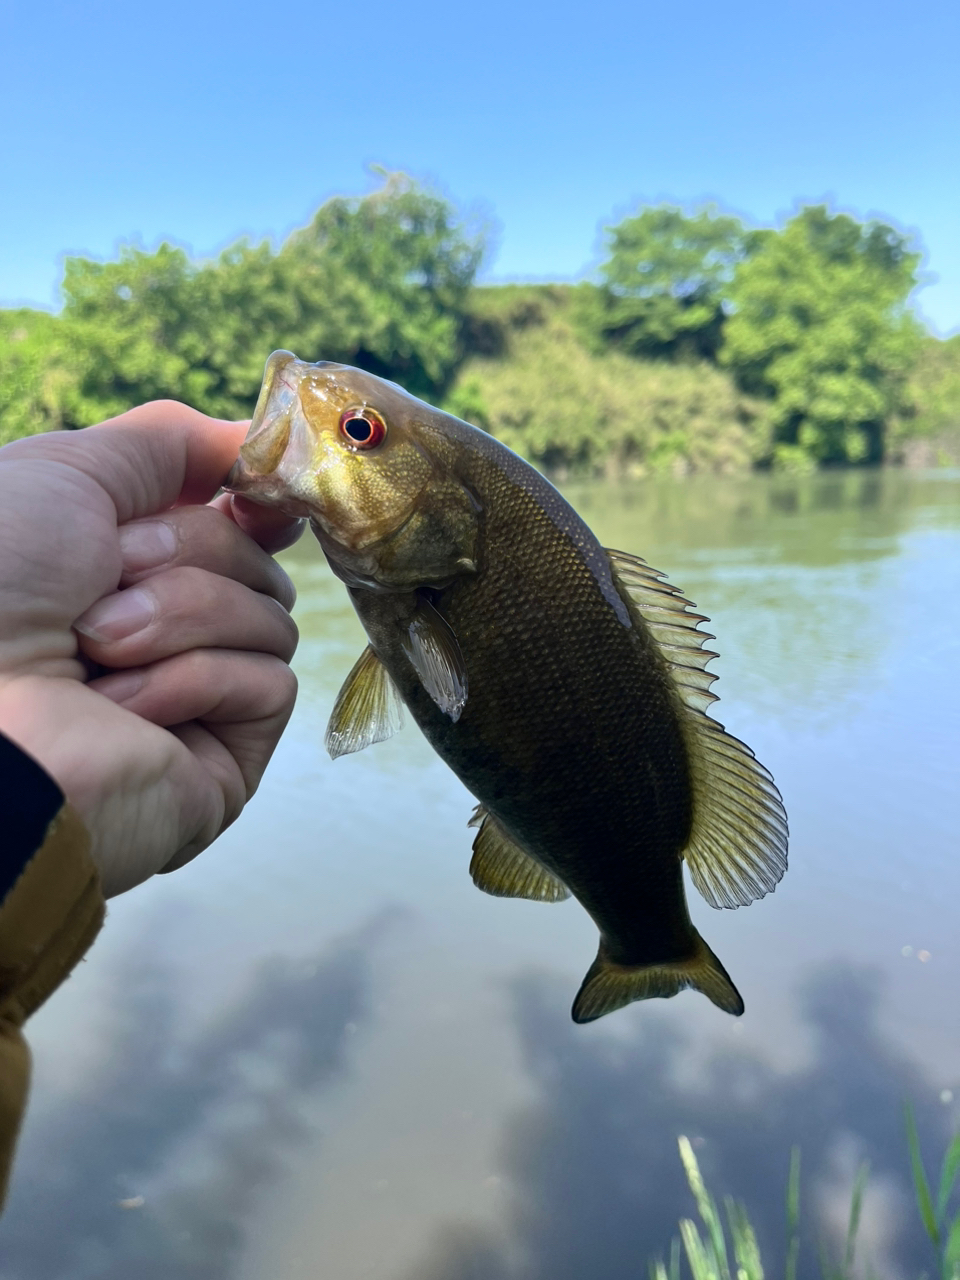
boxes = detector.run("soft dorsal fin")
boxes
[401,597,468,722]
[325,644,404,760]
[468,805,570,902]
[606,549,788,910]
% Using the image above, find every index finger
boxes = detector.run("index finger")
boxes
[209,492,306,556]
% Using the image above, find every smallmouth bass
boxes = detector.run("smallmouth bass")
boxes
[227,352,788,1021]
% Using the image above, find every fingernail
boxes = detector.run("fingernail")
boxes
[94,669,145,704]
[75,588,156,643]
[119,520,178,572]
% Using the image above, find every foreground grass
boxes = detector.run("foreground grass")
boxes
[656,1109,960,1280]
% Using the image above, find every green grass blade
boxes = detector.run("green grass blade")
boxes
[937,1136,960,1224]
[818,1236,840,1280]
[942,1213,960,1280]
[671,1234,683,1280]
[906,1103,941,1248]
[786,1147,801,1280]
[651,1236,684,1280]
[679,1137,732,1280]
[725,1196,765,1280]
[682,1217,719,1280]
[844,1160,870,1276]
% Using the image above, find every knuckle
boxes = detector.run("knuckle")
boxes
[266,595,299,649]
[276,661,299,705]
[270,567,297,611]
[175,504,237,553]
[246,652,298,716]
[154,563,211,607]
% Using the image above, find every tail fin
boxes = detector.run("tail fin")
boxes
[571,931,744,1023]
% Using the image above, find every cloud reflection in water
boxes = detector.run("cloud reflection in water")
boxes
[0,926,376,1279]
[409,963,956,1280]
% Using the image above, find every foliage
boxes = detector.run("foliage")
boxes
[818,1159,870,1280]
[57,242,214,425]
[277,172,483,397]
[649,1136,765,1280]
[654,1119,960,1280]
[3,173,485,432]
[0,187,952,474]
[578,206,749,362]
[0,309,75,445]
[449,288,770,476]
[905,1104,960,1280]
[722,206,923,467]
[888,333,960,461]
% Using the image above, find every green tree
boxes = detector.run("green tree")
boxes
[0,309,75,444]
[449,288,771,476]
[579,206,749,361]
[277,172,484,397]
[889,332,960,460]
[57,242,214,425]
[44,172,484,428]
[722,205,922,467]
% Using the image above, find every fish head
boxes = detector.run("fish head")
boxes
[226,352,479,590]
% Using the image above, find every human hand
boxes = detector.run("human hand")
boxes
[0,401,304,897]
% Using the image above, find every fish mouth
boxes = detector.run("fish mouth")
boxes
[224,351,320,519]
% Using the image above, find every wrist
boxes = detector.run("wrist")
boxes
[0,674,73,786]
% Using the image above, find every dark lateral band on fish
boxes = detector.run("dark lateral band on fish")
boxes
[226,350,789,1023]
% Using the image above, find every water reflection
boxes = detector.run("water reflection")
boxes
[407,965,957,1280]
[565,469,960,725]
[564,469,960,569]
[1,926,374,1279]
[2,469,958,1278]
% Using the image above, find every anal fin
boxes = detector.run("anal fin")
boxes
[325,645,404,760]
[468,805,570,903]
[571,931,743,1023]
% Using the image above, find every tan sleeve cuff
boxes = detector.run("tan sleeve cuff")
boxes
[0,803,105,1209]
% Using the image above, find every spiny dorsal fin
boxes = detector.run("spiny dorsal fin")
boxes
[402,597,468,722]
[468,804,570,902]
[325,644,404,760]
[606,548,788,910]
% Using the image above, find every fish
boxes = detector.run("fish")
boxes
[226,350,788,1022]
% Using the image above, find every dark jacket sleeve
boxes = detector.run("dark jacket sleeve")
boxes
[0,732,104,1209]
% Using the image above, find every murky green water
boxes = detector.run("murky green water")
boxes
[4,469,959,1280]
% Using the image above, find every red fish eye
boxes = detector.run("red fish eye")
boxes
[339,409,386,450]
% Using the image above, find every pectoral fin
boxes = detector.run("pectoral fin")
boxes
[325,645,404,759]
[402,598,468,721]
[468,805,570,902]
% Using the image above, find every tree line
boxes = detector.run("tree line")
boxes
[1,173,958,473]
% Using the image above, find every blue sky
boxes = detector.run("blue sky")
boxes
[2,0,958,333]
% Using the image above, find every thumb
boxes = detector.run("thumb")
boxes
[0,401,249,521]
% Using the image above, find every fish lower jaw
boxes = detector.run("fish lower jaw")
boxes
[224,470,316,519]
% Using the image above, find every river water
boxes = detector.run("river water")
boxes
[2,469,959,1280]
